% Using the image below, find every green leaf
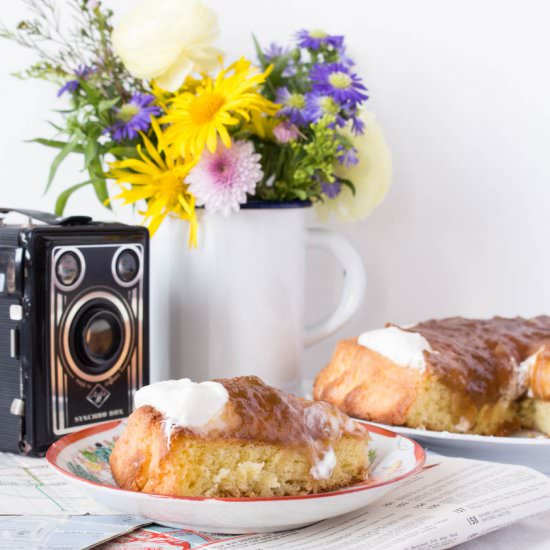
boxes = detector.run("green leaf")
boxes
[54,181,92,216]
[98,97,120,113]
[338,177,356,195]
[252,34,267,67]
[84,123,104,141]
[28,137,82,152]
[53,108,79,114]
[91,178,111,209]
[79,79,102,103]
[108,145,140,159]
[84,139,99,169]
[45,137,81,193]
[47,121,66,133]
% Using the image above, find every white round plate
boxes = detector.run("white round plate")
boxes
[46,420,425,534]
[359,421,550,474]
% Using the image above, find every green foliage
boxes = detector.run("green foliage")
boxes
[46,136,82,193]
[54,180,92,215]
[254,115,346,202]
[0,0,145,214]
[13,61,68,82]
[251,36,358,204]
[291,115,341,188]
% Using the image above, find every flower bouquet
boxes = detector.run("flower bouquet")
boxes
[1,0,391,246]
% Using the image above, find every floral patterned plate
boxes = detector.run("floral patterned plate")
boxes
[46,420,425,534]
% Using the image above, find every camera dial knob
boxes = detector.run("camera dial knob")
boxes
[9,398,24,416]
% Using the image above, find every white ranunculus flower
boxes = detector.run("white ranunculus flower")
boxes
[112,0,222,92]
[316,111,392,222]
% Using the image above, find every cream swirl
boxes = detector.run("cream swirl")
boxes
[134,378,229,432]
[358,326,433,371]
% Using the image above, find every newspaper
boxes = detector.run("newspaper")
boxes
[101,457,550,550]
[0,515,149,550]
[2,453,550,549]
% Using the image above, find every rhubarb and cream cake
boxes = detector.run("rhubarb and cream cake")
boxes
[313,316,550,436]
[110,375,371,498]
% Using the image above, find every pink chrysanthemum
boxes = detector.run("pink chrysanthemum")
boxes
[187,140,263,215]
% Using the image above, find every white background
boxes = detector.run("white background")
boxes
[0,0,549,380]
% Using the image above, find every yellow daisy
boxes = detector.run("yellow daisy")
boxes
[108,119,198,246]
[160,58,279,158]
[150,74,204,109]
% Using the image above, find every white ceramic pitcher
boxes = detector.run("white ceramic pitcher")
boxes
[149,201,366,393]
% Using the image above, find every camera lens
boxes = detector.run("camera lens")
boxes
[83,311,122,363]
[70,304,124,374]
[115,250,139,284]
[62,291,134,383]
[56,252,80,287]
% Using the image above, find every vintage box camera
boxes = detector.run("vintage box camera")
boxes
[0,208,149,456]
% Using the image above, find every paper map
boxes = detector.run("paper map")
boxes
[0,452,112,515]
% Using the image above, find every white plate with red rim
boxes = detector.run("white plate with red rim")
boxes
[46,419,425,534]
[362,421,550,474]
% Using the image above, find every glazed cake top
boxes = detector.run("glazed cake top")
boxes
[404,316,550,404]
[214,375,364,444]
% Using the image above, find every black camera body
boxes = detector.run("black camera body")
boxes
[0,209,149,456]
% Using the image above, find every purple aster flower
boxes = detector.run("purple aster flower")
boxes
[337,46,355,67]
[57,65,93,97]
[336,144,359,167]
[282,61,297,78]
[108,93,161,142]
[296,29,344,51]
[57,79,80,97]
[351,113,365,135]
[303,92,345,125]
[263,42,287,62]
[275,87,307,126]
[187,140,263,215]
[320,178,342,199]
[262,42,296,77]
[339,104,366,135]
[273,121,300,143]
[310,63,368,106]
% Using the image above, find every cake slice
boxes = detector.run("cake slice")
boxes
[519,344,550,435]
[314,316,550,436]
[110,376,370,498]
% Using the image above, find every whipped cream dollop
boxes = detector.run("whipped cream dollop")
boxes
[310,447,337,480]
[358,326,433,371]
[134,378,229,431]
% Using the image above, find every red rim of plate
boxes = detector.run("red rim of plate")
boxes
[46,419,426,503]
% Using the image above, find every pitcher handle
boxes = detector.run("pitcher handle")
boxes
[304,228,367,348]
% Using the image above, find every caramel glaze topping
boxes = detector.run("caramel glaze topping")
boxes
[213,375,365,445]
[403,316,550,406]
